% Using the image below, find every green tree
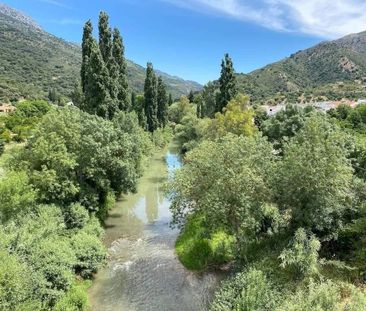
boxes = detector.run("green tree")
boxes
[168,93,173,106]
[202,81,217,118]
[276,114,355,237]
[206,94,256,140]
[70,82,84,108]
[157,76,168,127]
[84,40,114,118]
[188,90,195,103]
[81,20,93,93]
[98,11,112,66]
[169,134,276,251]
[262,105,314,150]
[217,53,237,113]
[144,63,158,132]
[112,28,130,111]
[0,171,36,223]
[131,91,136,110]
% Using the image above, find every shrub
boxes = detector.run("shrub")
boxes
[0,250,37,310]
[210,268,279,311]
[0,171,36,223]
[70,231,106,278]
[64,203,89,230]
[175,214,234,270]
[53,280,90,311]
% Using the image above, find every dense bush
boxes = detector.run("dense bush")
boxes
[210,268,279,311]
[70,232,106,278]
[175,214,234,270]
[3,100,52,142]
[12,108,147,217]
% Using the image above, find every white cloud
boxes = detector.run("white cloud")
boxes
[162,0,366,38]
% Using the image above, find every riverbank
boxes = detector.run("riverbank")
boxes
[88,142,221,311]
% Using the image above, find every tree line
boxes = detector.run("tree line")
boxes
[75,12,169,132]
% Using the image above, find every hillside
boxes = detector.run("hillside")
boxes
[0,4,202,101]
[238,31,366,103]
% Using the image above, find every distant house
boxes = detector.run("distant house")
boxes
[0,103,15,114]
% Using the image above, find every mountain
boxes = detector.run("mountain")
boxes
[0,4,202,101]
[237,31,366,103]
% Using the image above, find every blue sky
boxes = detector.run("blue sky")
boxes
[3,0,366,84]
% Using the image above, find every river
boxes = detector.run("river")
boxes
[88,143,221,311]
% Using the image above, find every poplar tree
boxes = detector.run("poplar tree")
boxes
[188,90,195,103]
[168,93,173,106]
[131,91,136,110]
[84,40,113,118]
[217,53,237,113]
[157,76,168,127]
[112,28,130,111]
[144,63,158,132]
[98,12,112,66]
[81,20,93,92]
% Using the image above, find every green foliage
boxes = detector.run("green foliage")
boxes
[170,134,276,253]
[175,214,234,270]
[279,228,321,278]
[275,281,366,311]
[53,280,90,311]
[0,139,4,156]
[151,127,173,149]
[210,268,279,311]
[144,63,159,132]
[0,249,39,310]
[98,12,112,65]
[276,114,355,237]
[0,171,36,223]
[157,76,168,127]
[262,105,314,149]
[207,94,256,140]
[112,28,130,111]
[14,108,142,215]
[168,96,195,124]
[217,53,237,112]
[3,100,52,142]
[174,109,209,153]
[70,231,106,278]
[201,81,218,118]
[64,203,90,230]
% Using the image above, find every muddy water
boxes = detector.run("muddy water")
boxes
[88,143,220,311]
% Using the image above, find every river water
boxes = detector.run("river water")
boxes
[88,143,221,311]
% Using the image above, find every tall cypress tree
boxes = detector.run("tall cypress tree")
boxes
[112,28,130,111]
[84,40,113,118]
[144,63,158,132]
[217,53,237,112]
[157,76,168,127]
[168,93,173,106]
[131,91,136,110]
[188,90,195,103]
[81,20,93,93]
[98,12,112,66]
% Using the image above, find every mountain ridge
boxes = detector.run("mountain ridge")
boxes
[237,30,366,103]
[0,4,202,101]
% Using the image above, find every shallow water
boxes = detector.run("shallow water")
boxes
[88,143,220,311]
